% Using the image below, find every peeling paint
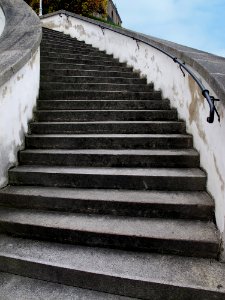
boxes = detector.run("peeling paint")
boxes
[0,49,40,188]
[74,24,86,37]
[2,86,8,98]
[130,55,137,63]
[43,21,60,30]
[17,74,24,81]
[188,75,207,144]
[213,155,225,192]
[29,51,38,70]
[65,18,72,30]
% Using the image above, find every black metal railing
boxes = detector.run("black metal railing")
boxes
[63,13,220,123]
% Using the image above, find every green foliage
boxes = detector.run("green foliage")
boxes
[90,15,121,28]
[25,0,108,17]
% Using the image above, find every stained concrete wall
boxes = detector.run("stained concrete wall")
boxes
[0,0,41,187]
[41,10,225,259]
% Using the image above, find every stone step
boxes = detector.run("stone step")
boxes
[0,272,133,300]
[40,82,153,92]
[41,40,95,50]
[41,35,88,44]
[41,51,114,61]
[9,166,206,191]
[41,45,108,56]
[25,134,193,149]
[41,43,101,55]
[42,33,83,43]
[42,35,86,45]
[42,33,84,43]
[0,186,214,220]
[40,75,147,84]
[39,90,162,100]
[19,149,199,168]
[40,56,126,67]
[29,121,185,134]
[0,234,224,299]
[40,68,140,78]
[0,208,219,258]
[36,100,170,110]
[40,62,133,72]
[42,28,71,37]
[34,110,177,122]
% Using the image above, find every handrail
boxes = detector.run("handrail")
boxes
[61,12,220,123]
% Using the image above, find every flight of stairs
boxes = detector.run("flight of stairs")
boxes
[0,27,224,299]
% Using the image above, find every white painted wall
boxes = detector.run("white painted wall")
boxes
[0,49,40,187]
[41,13,225,259]
[0,5,5,36]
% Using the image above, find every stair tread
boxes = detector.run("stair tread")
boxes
[0,272,134,300]
[20,149,198,155]
[0,208,218,242]
[30,121,182,124]
[36,109,173,112]
[0,234,223,292]
[40,90,157,94]
[26,133,191,137]
[41,82,150,86]
[10,165,205,178]
[0,186,213,206]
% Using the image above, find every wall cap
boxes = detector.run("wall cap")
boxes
[0,0,42,87]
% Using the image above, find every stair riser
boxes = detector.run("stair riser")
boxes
[0,193,212,220]
[0,220,215,258]
[40,56,124,67]
[40,63,132,72]
[19,152,199,168]
[29,122,185,134]
[34,111,177,122]
[25,136,193,150]
[40,83,153,92]
[0,255,222,300]
[39,91,162,100]
[36,100,170,110]
[40,75,146,84]
[41,69,139,78]
[9,170,206,191]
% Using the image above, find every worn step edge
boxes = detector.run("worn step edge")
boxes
[40,69,140,78]
[0,208,219,258]
[9,166,206,191]
[40,75,146,83]
[19,148,199,168]
[0,186,213,220]
[24,133,193,150]
[0,234,224,299]
[34,110,177,122]
[0,272,134,300]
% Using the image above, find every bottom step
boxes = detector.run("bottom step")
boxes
[0,272,134,300]
[0,235,224,300]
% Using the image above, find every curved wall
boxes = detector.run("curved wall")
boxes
[41,10,225,259]
[0,0,41,187]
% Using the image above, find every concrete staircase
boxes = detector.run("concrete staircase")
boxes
[0,27,224,299]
